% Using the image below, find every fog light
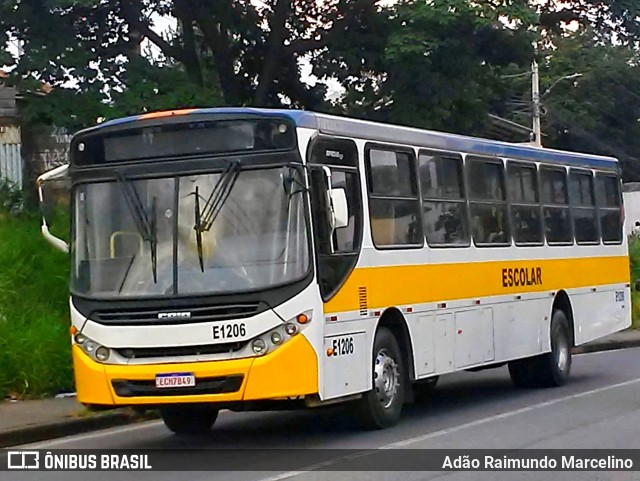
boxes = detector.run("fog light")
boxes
[284,323,297,336]
[95,346,110,362]
[270,332,283,345]
[74,333,87,345]
[252,339,267,355]
[84,340,97,353]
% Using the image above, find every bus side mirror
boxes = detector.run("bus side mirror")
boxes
[36,164,70,253]
[328,188,349,229]
[321,166,349,253]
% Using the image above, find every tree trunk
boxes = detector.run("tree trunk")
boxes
[254,0,292,106]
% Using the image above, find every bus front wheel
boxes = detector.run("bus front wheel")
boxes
[353,327,405,429]
[160,405,219,435]
[508,309,572,388]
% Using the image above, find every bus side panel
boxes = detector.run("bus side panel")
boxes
[478,297,548,363]
[571,286,631,345]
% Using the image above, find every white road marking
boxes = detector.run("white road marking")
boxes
[256,376,640,481]
[385,376,640,448]
[19,420,164,449]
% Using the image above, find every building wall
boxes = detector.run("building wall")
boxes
[23,125,71,177]
[624,191,640,235]
[0,81,23,189]
[0,125,22,189]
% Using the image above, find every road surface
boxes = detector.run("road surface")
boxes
[3,348,640,481]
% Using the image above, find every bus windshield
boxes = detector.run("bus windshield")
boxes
[71,165,310,298]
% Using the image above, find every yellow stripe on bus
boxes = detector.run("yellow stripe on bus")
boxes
[324,256,629,314]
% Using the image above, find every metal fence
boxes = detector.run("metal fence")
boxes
[0,126,22,189]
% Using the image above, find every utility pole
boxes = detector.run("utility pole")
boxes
[531,60,542,148]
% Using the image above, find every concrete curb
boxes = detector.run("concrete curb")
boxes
[573,338,640,354]
[0,410,158,448]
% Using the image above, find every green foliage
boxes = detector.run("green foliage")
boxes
[538,0,640,47]
[107,57,226,119]
[537,32,640,181]
[0,209,73,399]
[629,236,640,328]
[328,0,536,135]
[0,179,27,216]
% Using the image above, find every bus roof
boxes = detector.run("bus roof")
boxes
[96,107,619,170]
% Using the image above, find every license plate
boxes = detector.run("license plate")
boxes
[155,372,196,388]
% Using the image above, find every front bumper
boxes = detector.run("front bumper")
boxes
[73,333,318,406]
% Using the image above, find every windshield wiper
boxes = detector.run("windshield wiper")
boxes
[115,171,158,283]
[192,161,241,272]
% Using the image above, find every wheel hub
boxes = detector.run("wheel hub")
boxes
[374,349,400,409]
[555,331,569,372]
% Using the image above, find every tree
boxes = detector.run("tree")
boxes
[538,0,640,47]
[1,0,386,127]
[319,0,538,135]
[537,31,640,180]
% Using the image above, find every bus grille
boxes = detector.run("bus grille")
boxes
[93,302,262,325]
[112,375,243,397]
[114,341,247,360]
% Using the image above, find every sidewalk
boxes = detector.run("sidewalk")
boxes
[1,329,639,448]
[572,328,640,354]
[0,397,156,448]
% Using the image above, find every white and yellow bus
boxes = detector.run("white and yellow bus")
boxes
[38,108,630,433]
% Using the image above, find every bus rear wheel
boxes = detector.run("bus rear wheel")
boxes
[508,309,572,388]
[160,405,219,435]
[353,327,405,429]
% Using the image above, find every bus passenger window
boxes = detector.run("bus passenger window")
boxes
[540,167,572,244]
[595,173,622,244]
[507,162,543,245]
[569,170,599,244]
[466,157,510,246]
[366,147,422,248]
[419,151,469,246]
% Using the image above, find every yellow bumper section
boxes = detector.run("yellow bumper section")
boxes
[72,334,318,406]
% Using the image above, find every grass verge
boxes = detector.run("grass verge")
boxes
[0,209,72,399]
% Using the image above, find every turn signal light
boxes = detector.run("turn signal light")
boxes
[296,313,310,324]
[69,326,78,336]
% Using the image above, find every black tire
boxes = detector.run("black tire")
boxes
[508,358,536,388]
[508,309,572,388]
[537,309,572,387]
[353,327,405,429]
[413,376,439,403]
[160,405,219,435]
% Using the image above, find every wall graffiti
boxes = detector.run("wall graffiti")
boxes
[38,146,70,171]
[31,126,71,173]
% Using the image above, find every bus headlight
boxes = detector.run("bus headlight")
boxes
[95,346,110,362]
[284,323,298,336]
[250,310,312,357]
[252,339,267,355]
[84,340,97,353]
[74,332,110,363]
[270,332,284,345]
[74,333,88,345]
